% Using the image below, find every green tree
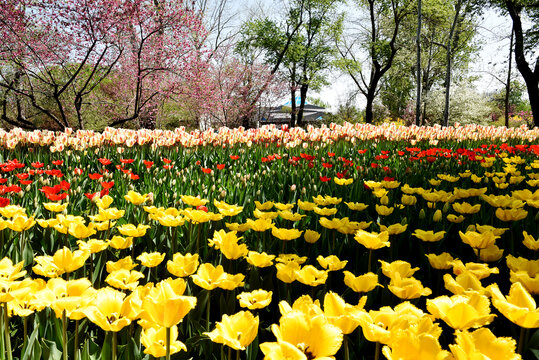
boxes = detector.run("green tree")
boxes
[237,0,343,127]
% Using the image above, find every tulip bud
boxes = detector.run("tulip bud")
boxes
[443,202,451,213]
[433,210,442,222]
[418,209,426,220]
[466,224,476,232]
[380,195,389,205]
[256,190,261,196]
[536,210,539,222]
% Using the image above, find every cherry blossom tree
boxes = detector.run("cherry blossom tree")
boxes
[0,0,209,130]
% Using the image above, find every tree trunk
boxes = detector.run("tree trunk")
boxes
[297,83,308,126]
[415,0,422,126]
[442,0,463,127]
[505,26,513,127]
[505,0,539,128]
[290,89,297,128]
[365,87,376,124]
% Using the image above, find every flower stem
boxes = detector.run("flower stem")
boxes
[4,302,12,360]
[236,349,240,360]
[344,336,349,360]
[165,326,171,360]
[207,290,211,332]
[517,326,527,354]
[74,319,79,360]
[112,331,117,360]
[62,310,67,360]
[374,341,380,360]
[368,249,373,273]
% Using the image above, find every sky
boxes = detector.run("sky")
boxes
[230,0,518,111]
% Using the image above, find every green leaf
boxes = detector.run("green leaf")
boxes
[21,324,40,360]
[41,339,62,360]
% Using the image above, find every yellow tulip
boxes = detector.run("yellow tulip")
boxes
[313,206,338,216]
[425,253,454,270]
[225,222,250,232]
[84,287,132,332]
[506,255,539,277]
[208,230,248,260]
[52,247,90,275]
[214,200,243,216]
[413,230,446,242]
[141,325,186,357]
[426,293,495,330]
[246,218,274,232]
[0,205,25,218]
[137,252,165,268]
[181,195,208,207]
[0,258,26,281]
[334,177,353,185]
[275,262,300,284]
[473,244,504,262]
[345,202,369,211]
[205,311,259,350]
[166,253,199,277]
[95,195,113,209]
[354,230,390,250]
[450,328,521,360]
[443,273,485,296]
[105,269,144,291]
[43,202,68,212]
[253,208,279,220]
[387,273,432,300]
[274,202,295,211]
[379,223,408,235]
[312,195,342,206]
[452,202,481,214]
[323,291,365,334]
[245,251,274,268]
[316,255,347,271]
[278,211,306,222]
[382,333,450,360]
[46,278,95,320]
[117,224,150,237]
[510,271,539,294]
[297,199,316,211]
[295,265,328,287]
[108,235,134,249]
[343,271,381,293]
[495,207,528,221]
[447,214,465,223]
[271,227,303,241]
[488,282,539,328]
[237,290,272,310]
[304,229,321,244]
[254,200,274,210]
[459,230,499,249]
[375,204,394,216]
[451,260,499,280]
[8,215,36,232]
[142,279,197,328]
[191,263,244,290]
[523,231,539,251]
[275,254,307,264]
[379,260,419,279]
[106,256,138,273]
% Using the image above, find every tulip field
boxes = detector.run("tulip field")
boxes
[0,122,539,360]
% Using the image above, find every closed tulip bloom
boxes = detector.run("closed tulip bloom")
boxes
[95,195,114,209]
[297,199,316,211]
[354,230,390,250]
[334,177,353,185]
[343,271,381,293]
[205,311,259,350]
[317,255,347,271]
[313,206,338,216]
[413,230,446,242]
[274,203,295,211]
[271,227,303,241]
[375,204,394,216]
[142,279,197,328]
[237,290,272,309]
[426,253,454,270]
[401,195,417,206]
[84,287,132,332]
[488,282,539,328]
[304,229,321,244]
[141,325,186,357]
[426,293,495,330]
[473,244,504,262]
[245,251,274,268]
[253,208,279,220]
[167,253,199,277]
[450,328,521,360]
[447,214,466,223]
[275,262,300,284]
[278,210,306,222]
[312,195,342,206]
